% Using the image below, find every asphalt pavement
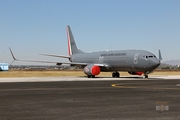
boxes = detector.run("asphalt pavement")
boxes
[0,78,180,120]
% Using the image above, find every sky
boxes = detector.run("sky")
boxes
[0,0,180,65]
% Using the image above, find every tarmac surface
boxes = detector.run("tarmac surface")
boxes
[0,77,180,120]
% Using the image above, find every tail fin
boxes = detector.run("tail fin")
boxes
[67,25,84,55]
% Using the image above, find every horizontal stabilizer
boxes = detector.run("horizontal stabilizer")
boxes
[40,53,70,58]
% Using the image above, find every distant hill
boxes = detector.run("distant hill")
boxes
[163,60,180,66]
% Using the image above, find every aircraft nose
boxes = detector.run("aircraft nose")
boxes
[151,59,160,68]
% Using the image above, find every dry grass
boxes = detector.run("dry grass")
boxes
[0,70,85,78]
[150,71,180,76]
[0,70,179,78]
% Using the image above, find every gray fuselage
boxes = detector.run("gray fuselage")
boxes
[70,50,160,73]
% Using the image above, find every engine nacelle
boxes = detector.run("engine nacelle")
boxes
[128,71,143,75]
[83,65,100,76]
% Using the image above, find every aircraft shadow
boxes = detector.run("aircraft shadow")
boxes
[79,76,144,79]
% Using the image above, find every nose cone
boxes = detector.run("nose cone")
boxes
[150,59,160,69]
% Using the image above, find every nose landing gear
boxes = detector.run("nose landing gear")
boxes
[144,71,149,79]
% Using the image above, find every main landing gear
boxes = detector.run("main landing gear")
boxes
[87,75,95,78]
[112,71,120,78]
[144,74,148,79]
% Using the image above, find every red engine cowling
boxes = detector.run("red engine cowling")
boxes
[83,65,101,76]
[128,71,144,75]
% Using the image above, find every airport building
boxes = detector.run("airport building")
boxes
[0,63,9,71]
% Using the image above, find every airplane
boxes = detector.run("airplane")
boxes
[10,25,162,78]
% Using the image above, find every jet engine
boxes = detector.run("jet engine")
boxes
[83,65,100,76]
[128,71,143,75]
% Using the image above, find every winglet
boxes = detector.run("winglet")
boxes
[9,48,17,61]
[159,49,162,61]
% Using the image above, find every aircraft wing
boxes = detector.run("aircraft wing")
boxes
[10,57,109,67]
[9,48,86,65]
[13,59,88,66]
[9,48,110,67]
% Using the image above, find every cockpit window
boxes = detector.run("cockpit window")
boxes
[143,55,156,59]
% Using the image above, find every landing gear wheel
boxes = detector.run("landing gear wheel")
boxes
[145,75,148,79]
[116,72,120,78]
[112,72,116,77]
[87,75,95,78]
[112,71,120,78]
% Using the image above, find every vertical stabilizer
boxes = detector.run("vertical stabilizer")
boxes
[67,26,84,55]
